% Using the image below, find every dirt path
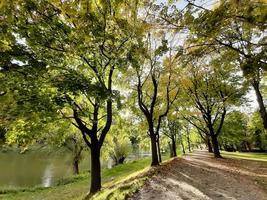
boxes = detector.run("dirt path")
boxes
[129,150,267,200]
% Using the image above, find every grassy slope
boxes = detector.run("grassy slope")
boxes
[0,156,169,200]
[221,151,267,162]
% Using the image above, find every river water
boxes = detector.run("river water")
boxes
[0,149,145,189]
[0,150,92,189]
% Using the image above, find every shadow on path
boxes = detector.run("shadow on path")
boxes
[129,150,267,200]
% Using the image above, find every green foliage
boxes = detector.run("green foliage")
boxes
[108,137,130,165]
[179,58,245,136]
[219,111,267,151]
[248,112,267,150]
[102,115,133,164]
[0,0,141,132]
[219,111,249,151]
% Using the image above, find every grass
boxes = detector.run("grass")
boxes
[221,151,267,192]
[87,155,172,200]
[0,155,170,200]
[221,151,267,162]
[88,174,148,200]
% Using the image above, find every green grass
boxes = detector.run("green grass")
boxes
[88,155,171,200]
[89,177,147,200]
[221,151,267,162]
[0,155,170,200]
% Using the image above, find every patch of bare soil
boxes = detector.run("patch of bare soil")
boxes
[129,150,267,200]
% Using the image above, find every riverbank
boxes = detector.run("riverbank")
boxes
[0,146,91,190]
[0,155,169,200]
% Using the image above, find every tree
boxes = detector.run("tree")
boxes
[105,115,131,166]
[173,0,267,129]
[184,123,192,152]
[219,111,249,152]
[0,126,6,147]
[4,110,86,174]
[248,111,267,151]
[0,92,12,148]
[129,33,179,165]
[178,126,186,155]
[180,58,244,158]
[194,128,213,152]
[1,0,140,194]
[63,134,85,175]
[109,137,130,165]
[163,118,181,157]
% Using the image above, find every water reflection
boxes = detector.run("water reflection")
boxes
[0,150,90,189]
[42,163,53,187]
[0,149,149,189]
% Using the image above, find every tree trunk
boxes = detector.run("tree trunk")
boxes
[181,139,185,154]
[156,137,162,163]
[210,135,222,158]
[187,134,191,153]
[90,144,101,194]
[73,146,83,175]
[150,134,159,166]
[117,157,125,165]
[171,136,177,157]
[246,142,252,152]
[73,159,79,175]
[169,142,174,157]
[252,81,267,129]
[207,136,213,153]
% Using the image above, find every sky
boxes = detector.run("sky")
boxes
[156,0,219,10]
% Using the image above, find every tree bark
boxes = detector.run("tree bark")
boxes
[210,135,222,158]
[187,133,191,153]
[246,142,252,152]
[252,81,267,129]
[117,157,125,164]
[171,136,177,157]
[169,142,174,157]
[90,144,101,194]
[156,137,162,163]
[73,159,79,175]
[73,145,83,175]
[150,134,159,166]
[207,136,213,153]
[181,139,185,154]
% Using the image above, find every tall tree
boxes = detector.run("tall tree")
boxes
[248,111,267,151]
[163,118,181,157]
[171,0,267,129]
[105,115,131,166]
[219,111,249,152]
[180,58,244,158]
[129,33,179,165]
[185,124,192,153]
[155,0,266,128]
[1,0,141,194]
